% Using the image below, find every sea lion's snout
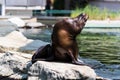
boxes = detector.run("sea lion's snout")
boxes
[62,13,88,34]
[72,13,88,33]
[77,13,88,22]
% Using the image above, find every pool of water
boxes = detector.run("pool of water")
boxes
[20,28,120,64]
[77,31,120,64]
[20,27,52,42]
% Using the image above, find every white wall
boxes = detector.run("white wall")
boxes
[6,10,32,16]
[6,0,27,6]
[4,0,46,16]
[6,0,46,7]
[0,0,3,4]
[89,1,120,12]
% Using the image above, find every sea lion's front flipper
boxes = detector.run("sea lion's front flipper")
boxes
[32,44,53,64]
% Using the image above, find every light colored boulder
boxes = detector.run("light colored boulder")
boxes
[0,31,48,53]
[28,61,97,80]
[0,52,30,79]
[26,22,46,28]
[8,17,25,27]
[0,52,98,80]
[8,17,46,28]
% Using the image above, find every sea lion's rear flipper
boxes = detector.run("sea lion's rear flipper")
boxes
[32,44,53,64]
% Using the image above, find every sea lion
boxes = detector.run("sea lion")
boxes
[32,13,88,65]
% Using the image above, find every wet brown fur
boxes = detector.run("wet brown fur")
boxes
[32,13,88,64]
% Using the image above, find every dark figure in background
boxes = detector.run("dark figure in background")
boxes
[45,0,52,16]
[46,0,51,10]
[32,13,88,65]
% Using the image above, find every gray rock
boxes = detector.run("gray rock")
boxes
[0,52,98,80]
[26,22,46,28]
[8,17,46,28]
[0,52,29,79]
[28,61,97,80]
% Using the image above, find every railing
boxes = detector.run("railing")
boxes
[45,10,73,14]
[33,10,73,16]
[5,10,73,16]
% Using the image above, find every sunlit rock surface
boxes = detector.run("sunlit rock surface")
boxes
[0,52,30,80]
[0,31,48,53]
[0,52,98,80]
[0,52,120,80]
[28,61,96,80]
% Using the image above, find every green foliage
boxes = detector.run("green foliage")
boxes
[71,5,120,20]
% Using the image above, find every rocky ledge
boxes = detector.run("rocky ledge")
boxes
[0,52,102,80]
[28,61,96,80]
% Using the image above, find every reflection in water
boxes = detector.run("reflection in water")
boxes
[20,28,120,64]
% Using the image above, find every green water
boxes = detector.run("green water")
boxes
[77,32,120,64]
[22,28,120,64]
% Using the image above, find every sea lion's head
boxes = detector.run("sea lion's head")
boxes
[52,13,88,41]
[65,13,88,34]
